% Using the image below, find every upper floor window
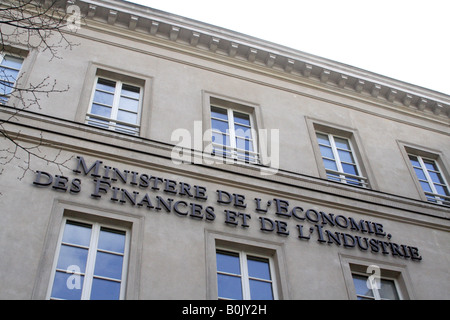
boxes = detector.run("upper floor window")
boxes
[316,132,367,187]
[0,54,24,103]
[216,249,276,300]
[352,273,401,300]
[408,154,450,205]
[210,105,258,163]
[86,77,142,135]
[48,219,129,300]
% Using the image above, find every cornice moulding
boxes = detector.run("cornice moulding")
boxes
[57,0,450,120]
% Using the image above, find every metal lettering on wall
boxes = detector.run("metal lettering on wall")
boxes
[32,156,422,261]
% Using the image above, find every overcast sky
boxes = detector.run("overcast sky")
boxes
[128,0,450,95]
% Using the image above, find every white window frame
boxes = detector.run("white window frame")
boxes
[0,53,24,103]
[351,272,402,300]
[408,154,450,205]
[216,247,278,300]
[316,131,368,187]
[47,217,130,300]
[339,254,415,300]
[86,76,143,135]
[210,105,259,164]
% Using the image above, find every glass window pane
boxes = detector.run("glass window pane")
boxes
[379,279,399,300]
[408,156,420,167]
[428,171,445,185]
[212,132,230,146]
[316,133,330,146]
[211,118,229,133]
[247,256,271,280]
[51,271,84,300]
[213,146,231,157]
[96,78,116,92]
[119,96,139,112]
[56,245,89,273]
[88,117,109,129]
[216,251,240,275]
[236,138,253,152]
[94,252,124,280]
[211,106,228,120]
[1,56,23,69]
[98,228,126,253]
[424,160,438,172]
[420,181,432,193]
[237,152,255,163]
[93,90,114,106]
[327,173,341,182]
[319,145,334,159]
[62,221,92,246]
[342,163,358,176]
[347,177,363,186]
[234,125,252,139]
[338,150,354,164]
[0,82,13,96]
[334,137,350,150]
[115,123,137,135]
[117,110,137,124]
[217,274,242,300]
[0,68,19,81]
[352,274,374,297]
[249,280,273,300]
[121,84,140,99]
[414,168,426,181]
[323,159,338,171]
[90,278,121,300]
[357,296,374,300]
[91,104,112,118]
[233,111,250,126]
[434,184,450,196]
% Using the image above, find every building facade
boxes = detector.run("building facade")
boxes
[0,0,449,300]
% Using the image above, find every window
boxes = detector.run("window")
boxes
[86,77,142,135]
[210,105,258,163]
[216,249,276,300]
[206,231,287,300]
[408,154,450,205]
[49,219,129,300]
[0,54,24,103]
[316,132,367,187]
[340,255,413,300]
[352,273,400,300]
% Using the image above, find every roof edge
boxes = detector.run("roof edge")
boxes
[66,0,450,119]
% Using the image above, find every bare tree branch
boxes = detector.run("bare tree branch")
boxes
[0,128,73,180]
[0,0,77,57]
[0,0,80,179]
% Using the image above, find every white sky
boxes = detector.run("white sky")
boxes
[127,0,450,95]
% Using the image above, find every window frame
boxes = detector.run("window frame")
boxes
[351,271,402,300]
[0,53,24,103]
[408,153,450,206]
[86,75,143,136]
[210,104,259,164]
[205,230,288,300]
[315,131,368,187]
[339,254,414,300]
[47,217,130,300]
[215,247,278,300]
[399,142,450,206]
